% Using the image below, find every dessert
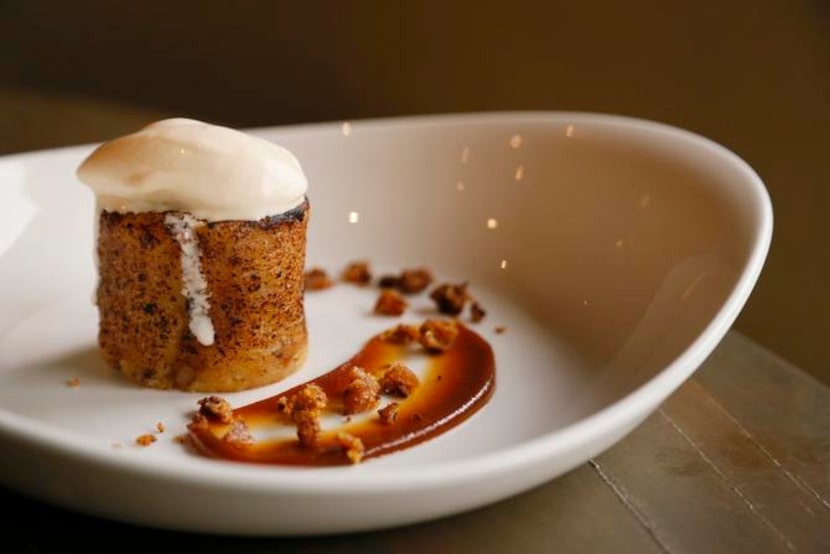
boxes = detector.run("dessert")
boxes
[187,320,495,466]
[77,118,309,392]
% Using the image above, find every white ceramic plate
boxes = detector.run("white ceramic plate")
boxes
[0,112,771,535]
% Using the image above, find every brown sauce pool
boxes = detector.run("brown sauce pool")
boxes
[187,324,495,466]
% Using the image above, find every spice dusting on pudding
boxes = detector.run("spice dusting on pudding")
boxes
[77,118,310,392]
[186,320,495,466]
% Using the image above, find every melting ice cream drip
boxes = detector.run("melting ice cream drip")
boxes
[164,213,215,346]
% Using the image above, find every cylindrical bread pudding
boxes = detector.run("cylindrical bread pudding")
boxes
[78,119,309,392]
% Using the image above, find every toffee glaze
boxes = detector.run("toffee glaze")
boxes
[187,324,495,466]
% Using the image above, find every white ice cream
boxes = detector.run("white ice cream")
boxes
[77,118,307,221]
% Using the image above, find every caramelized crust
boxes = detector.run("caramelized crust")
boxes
[96,202,309,392]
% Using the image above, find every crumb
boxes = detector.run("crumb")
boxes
[173,435,188,444]
[276,395,291,415]
[430,282,469,315]
[342,260,372,285]
[287,384,328,447]
[304,267,334,291]
[197,396,234,424]
[470,301,486,323]
[222,420,255,447]
[66,377,80,388]
[379,363,420,397]
[156,422,166,433]
[378,275,401,289]
[374,289,408,316]
[419,319,459,352]
[380,324,420,345]
[135,434,157,447]
[378,402,400,425]
[495,326,507,334]
[336,432,365,464]
[293,384,328,412]
[342,366,381,414]
[399,268,433,294]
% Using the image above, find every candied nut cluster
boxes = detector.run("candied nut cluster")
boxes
[374,289,408,316]
[197,396,234,424]
[342,366,381,415]
[378,402,400,425]
[430,282,469,315]
[379,363,420,398]
[379,268,434,294]
[336,432,365,464]
[342,261,372,285]
[380,324,420,345]
[223,419,255,446]
[304,268,334,291]
[419,319,460,352]
[289,384,329,447]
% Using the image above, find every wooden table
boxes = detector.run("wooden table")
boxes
[4,331,828,553]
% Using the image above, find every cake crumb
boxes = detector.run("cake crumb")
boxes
[374,289,408,316]
[419,319,459,352]
[173,435,188,444]
[336,432,365,464]
[495,326,507,334]
[430,282,469,315]
[197,396,234,423]
[470,301,486,323]
[156,422,166,433]
[136,434,157,447]
[304,267,334,291]
[66,377,81,388]
[342,366,381,414]
[342,261,372,285]
[379,363,420,398]
[378,402,400,425]
[380,324,420,345]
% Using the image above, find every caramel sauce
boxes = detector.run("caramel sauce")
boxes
[187,324,495,466]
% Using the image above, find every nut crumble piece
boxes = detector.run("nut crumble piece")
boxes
[197,396,234,424]
[380,324,420,345]
[136,434,157,447]
[222,419,255,447]
[419,319,459,352]
[289,384,328,447]
[156,422,166,433]
[378,275,401,289]
[342,261,372,285]
[495,326,507,334]
[304,268,334,291]
[293,383,328,412]
[378,402,400,425]
[430,282,469,315]
[173,435,188,445]
[379,363,420,397]
[66,377,81,388]
[336,432,365,464]
[399,268,434,294]
[374,289,408,316]
[470,301,486,323]
[342,366,381,414]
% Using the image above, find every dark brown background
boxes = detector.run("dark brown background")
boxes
[1,0,828,383]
